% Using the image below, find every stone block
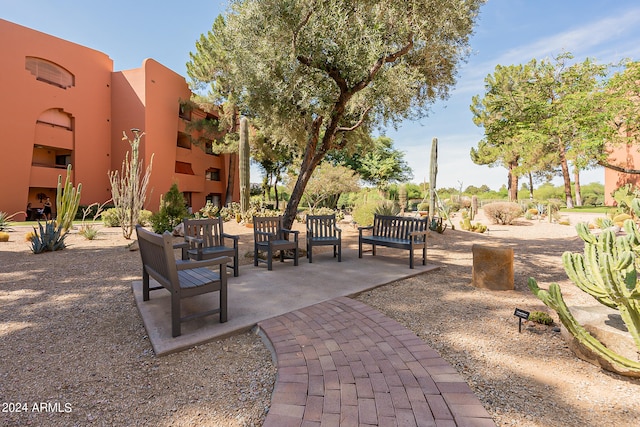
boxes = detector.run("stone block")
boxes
[471,244,514,290]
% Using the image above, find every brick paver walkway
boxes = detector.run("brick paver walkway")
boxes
[258,297,496,427]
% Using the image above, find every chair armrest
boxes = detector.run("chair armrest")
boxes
[173,241,189,250]
[184,235,204,246]
[176,256,232,270]
[281,228,299,242]
[222,233,240,242]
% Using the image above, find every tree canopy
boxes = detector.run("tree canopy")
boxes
[471,53,610,206]
[191,0,484,228]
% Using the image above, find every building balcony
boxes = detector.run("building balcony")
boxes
[35,122,73,150]
[30,164,70,188]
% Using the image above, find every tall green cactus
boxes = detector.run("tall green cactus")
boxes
[530,198,640,374]
[239,116,250,215]
[428,137,437,220]
[56,164,82,231]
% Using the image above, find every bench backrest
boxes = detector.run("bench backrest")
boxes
[253,216,284,243]
[306,214,338,239]
[136,225,178,291]
[372,215,428,241]
[183,217,226,246]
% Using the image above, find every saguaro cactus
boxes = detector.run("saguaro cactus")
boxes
[239,117,250,215]
[529,198,640,375]
[428,137,437,220]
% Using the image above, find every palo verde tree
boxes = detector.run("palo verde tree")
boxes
[204,0,484,229]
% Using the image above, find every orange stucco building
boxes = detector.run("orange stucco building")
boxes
[0,19,238,221]
[604,144,640,206]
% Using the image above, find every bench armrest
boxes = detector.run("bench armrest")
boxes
[222,233,240,242]
[176,256,232,270]
[358,225,373,237]
[409,229,428,241]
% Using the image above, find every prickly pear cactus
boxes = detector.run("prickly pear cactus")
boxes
[529,198,640,375]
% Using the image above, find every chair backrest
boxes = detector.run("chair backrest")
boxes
[183,217,225,246]
[135,225,178,291]
[373,215,428,241]
[253,216,283,243]
[306,214,337,238]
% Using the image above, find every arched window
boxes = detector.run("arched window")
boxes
[25,57,75,89]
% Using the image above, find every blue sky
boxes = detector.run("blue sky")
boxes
[3,0,640,190]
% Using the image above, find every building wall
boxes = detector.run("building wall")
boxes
[0,19,238,221]
[0,19,112,220]
[604,144,640,205]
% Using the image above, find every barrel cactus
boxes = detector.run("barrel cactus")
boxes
[529,198,640,376]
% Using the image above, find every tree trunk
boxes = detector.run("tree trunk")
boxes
[225,154,236,206]
[573,168,582,207]
[528,172,534,200]
[558,140,574,209]
[508,161,518,202]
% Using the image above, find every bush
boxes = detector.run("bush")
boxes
[138,210,153,226]
[150,184,189,233]
[102,208,121,227]
[352,200,379,227]
[483,202,523,225]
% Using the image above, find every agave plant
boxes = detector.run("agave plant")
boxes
[30,220,67,253]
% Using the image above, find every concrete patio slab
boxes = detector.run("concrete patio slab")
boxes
[132,248,439,356]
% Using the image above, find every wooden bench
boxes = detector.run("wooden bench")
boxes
[181,217,240,277]
[306,214,341,263]
[135,225,230,337]
[358,214,428,269]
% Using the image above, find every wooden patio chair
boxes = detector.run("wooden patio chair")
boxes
[306,214,342,263]
[181,217,240,277]
[253,216,299,270]
[135,225,230,337]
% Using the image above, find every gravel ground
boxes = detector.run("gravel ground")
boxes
[1,212,640,426]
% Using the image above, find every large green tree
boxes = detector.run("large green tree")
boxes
[471,54,609,206]
[196,0,484,228]
[328,135,413,189]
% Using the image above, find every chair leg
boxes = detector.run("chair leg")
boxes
[267,246,273,271]
[422,245,426,266]
[171,291,181,337]
[337,243,342,262]
[254,244,259,267]
[143,269,150,301]
[294,246,299,266]
[308,244,313,263]
[410,247,415,269]
[220,265,228,323]
[233,247,239,277]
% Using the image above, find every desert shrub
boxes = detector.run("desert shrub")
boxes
[198,201,219,218]
[374,201,400,216]
[138,210,153,226]
[102,208,121,227]
[0,212,14,232]
[220,202,241,222]
[78,224,99,240]
[529,311,553,325]
[483,202,523,225]
[150,184,189,233]
[352,200,379,227]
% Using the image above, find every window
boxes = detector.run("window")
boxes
[206,193,222,208]
[206,168,221,181]
[177,132,191,149]
[25,57,74,89]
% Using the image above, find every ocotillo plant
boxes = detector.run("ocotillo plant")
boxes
[109,129,153,239]
[529,198,640,375]
[239,117,250,216]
